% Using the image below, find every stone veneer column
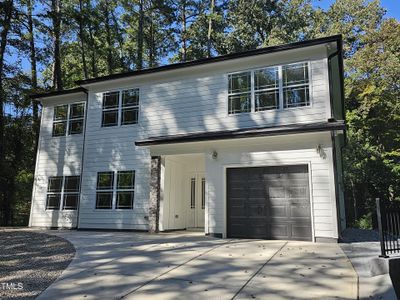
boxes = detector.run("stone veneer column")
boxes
[148,156,161,233]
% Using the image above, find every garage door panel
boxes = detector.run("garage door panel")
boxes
[227,165,312,241]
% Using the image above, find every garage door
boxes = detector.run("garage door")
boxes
[227,165,312,241]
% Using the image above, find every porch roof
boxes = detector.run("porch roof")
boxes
[135,120,345,146]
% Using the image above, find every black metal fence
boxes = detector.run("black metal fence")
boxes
[376,198,400,257]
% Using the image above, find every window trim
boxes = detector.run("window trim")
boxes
[52,102,86,137]
[101,88,140,128]
[227,61,312,115]
[46,176,80,210]
[95,170,135,210]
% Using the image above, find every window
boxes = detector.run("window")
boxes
[228,72,251,114]
[96,172,114,209]
[46,176,80,210]
[101,89,139,127]
[228,62,310,114]
[96,171,135,209]
[201,178,205,209]
[254,67,279,111]
[283,62,310,108]
[116,171,135,209]
[190,178,196,209]
[52,103,85,136]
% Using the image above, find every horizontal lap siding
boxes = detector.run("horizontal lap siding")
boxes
[77,92,150,230]
[204,133,338,239]
[30,95,86,228]
[140,58,329,137]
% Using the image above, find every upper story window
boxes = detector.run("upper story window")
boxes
[46,176,80,210]
[228,62,310,115]
[95,170,135,209]
[52,102,85,137]
[102,88,139,127]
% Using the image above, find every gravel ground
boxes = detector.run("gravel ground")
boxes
[0,229,75,300]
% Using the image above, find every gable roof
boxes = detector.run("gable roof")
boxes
[30,35,342,99]
[77,35,342,86]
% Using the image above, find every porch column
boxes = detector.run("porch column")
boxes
[149,156,161,233]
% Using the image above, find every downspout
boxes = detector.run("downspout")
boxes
[76,88,89,229]
[327,36,346,238]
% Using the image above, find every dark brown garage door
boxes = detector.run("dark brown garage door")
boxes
[227,165,312,241]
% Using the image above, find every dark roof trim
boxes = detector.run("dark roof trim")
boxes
[135,121,345,146]
[30,87,87,100]
[77,35,342,86]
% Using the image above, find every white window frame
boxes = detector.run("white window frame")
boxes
[52,102,86,137]
[227,61,312,115]
[46,176,80,210]
[95,170,135,210]
[101,88,140,127]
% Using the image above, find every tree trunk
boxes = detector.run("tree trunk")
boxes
[85,0,97,77]
[51,0,63,90]
[180,2,187,62]
[27,0,40,160]
[207,0,215,58]
[78,0,88,79]
[111,9,125,71]
[103,1,113,74]
[136,0,144,70]
[148,12,155,67]
[0,0,14,226]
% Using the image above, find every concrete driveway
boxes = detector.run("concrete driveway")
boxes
[37,230,357,300]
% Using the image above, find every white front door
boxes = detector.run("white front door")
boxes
[187,173,205,228]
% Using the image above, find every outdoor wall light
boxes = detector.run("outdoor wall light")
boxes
[211,150,218,160]
[316,144,327,159]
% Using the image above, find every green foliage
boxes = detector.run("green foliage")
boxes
[354,213,373,230]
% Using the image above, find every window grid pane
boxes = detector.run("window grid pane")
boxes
[190,178,196,209]
[69,119,84,134]
[64,176,80,192]
[96,192,113,209]
[48,177,63,192]
[102,91,120,109]
[97,172,114,190]
[102,110,119,127]
[201,178,205,210]
[116,191,134,209]
[255,67,278,90]
[63,194,79,210]
[121,108,139,125]
[46,194,61,210]
[284,86,310,108]
[70,103,85,119]
[255,90,279,111]
[52,122,67,137]
[54,105,68,121]
[228,93,251,114]
[122,89,139,107]
[229,72,251,94]
[117,171,135,189]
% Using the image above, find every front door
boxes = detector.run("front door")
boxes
[187,173,205,228]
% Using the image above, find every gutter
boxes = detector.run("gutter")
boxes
[76,88,89,229]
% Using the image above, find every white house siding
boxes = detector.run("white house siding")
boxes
[30,42,340,236]
[76,92,150,230]
[29,93,86,228]
[204,132,338,240]
[83,44,331,139]
[148,132,339,240]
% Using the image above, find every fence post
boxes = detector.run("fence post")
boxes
[376,198,388,258]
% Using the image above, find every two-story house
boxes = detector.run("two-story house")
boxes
[29,35,346,242]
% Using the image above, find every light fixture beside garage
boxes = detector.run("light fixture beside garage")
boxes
[211,150,218,160]
[316,144,327,159]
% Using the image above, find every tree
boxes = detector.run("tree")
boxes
[0,0,14,226]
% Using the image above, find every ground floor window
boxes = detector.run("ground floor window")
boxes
[96,170,135,209]
[46,176,80,210]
